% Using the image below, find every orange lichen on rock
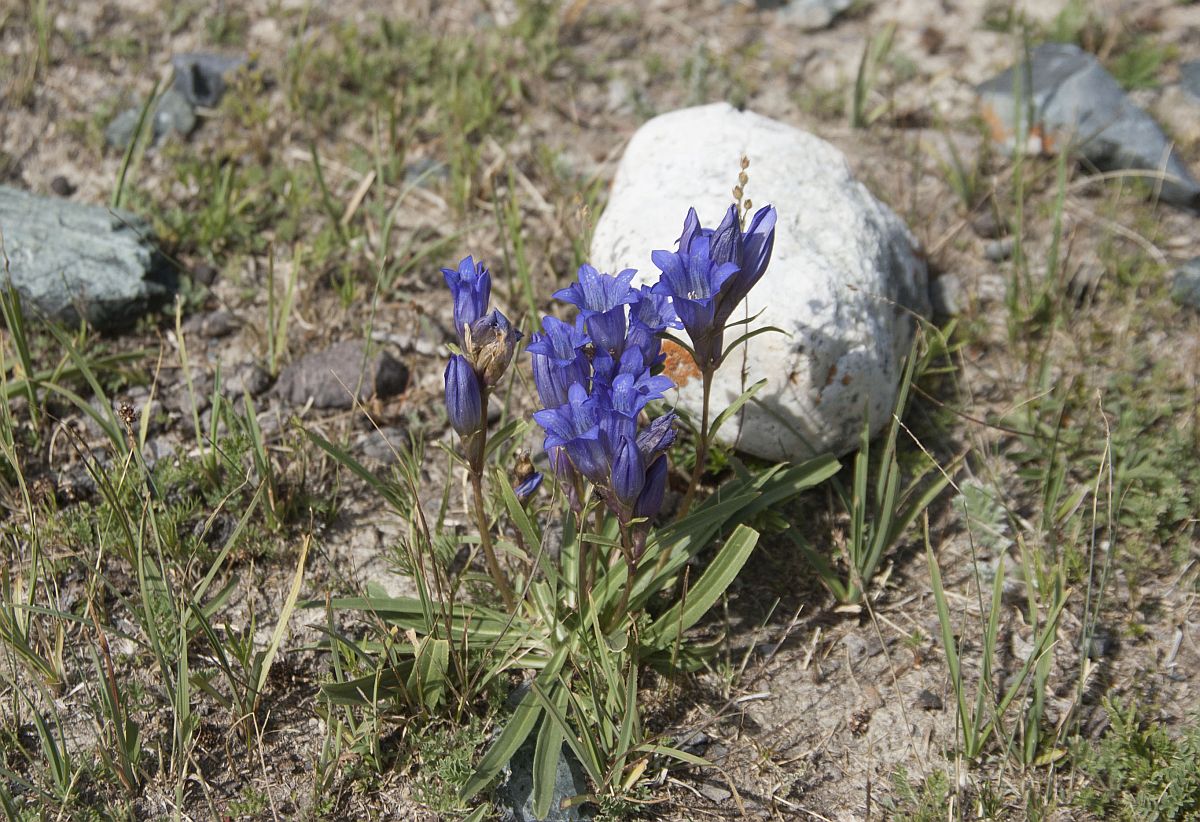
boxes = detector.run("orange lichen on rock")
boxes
[661,339,701,387]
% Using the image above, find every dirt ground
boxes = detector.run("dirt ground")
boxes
[3,0,1200,819]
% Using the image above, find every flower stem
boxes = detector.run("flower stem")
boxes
[471,469,515,610]
[677,368,714,519]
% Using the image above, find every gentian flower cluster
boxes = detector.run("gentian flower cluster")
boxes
[529,266,681,541]
[651,204,777,371]
[442,256,522,472]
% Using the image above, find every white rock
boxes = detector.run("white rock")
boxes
[590,103,929,461]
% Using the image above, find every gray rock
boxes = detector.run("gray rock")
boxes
[496,733,591,822]
[984,237,1014,262]
[104,108,145,150]
[153,89,196,140]
[275,341,408,410]
[182,309,238,339]
[105,90,197,150]
[222,362,271,399]
[171,52,247,108]
[589,103,929,461]
[1181,61,1200,104]
[977,43,1200,210]
[762,0,853,30]
[357,426,406,464]
[0,185,175,330]
[929,273,963,316]
[1171,257,1200,310]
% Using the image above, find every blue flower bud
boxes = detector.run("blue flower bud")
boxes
[444,354,483,437]
[634,454,668,521]
[611,435,645,510]
[442,256,492,345]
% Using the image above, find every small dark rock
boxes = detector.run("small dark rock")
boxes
[915,689,944,711]
[192,263,219,287]
[977,44,1200,210]
[275,341,408,410]
[1087,630,1113,660]
[984,237,1014,262]
[50,175,75,197]
[171,52,248,108]
[1171,257,1200,310]
[970,211,1008,239]
[0,185,175,330]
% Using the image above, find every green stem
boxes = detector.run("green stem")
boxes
[471,470,515,610]
[604,524,636,633]
[677,368,714,519]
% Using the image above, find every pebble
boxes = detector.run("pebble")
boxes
[275,340,408,410]
[984,237,1014,262]
[50,175,75,197]
[1170,257,1200,310]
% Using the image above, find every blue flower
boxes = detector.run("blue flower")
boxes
[444,354,483,437]
[514,471,543,503]
[710,204,777,329]
[651,218,739,369]
[651,204,777,370]
[610,436,645,509]
[442,256,492,345]
[527,315,589,408]
[634,454,668,520]
[533,383,610,486]
[553,264,638,355]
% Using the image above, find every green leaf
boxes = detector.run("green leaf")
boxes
[409,637,450,711]
[707,378,767,441]
[644,525,759,647]
[532,683,568,819]
[460,644,570,802]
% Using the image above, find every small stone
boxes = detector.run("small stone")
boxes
[969,211,1007,239]
[50,175,75,197]
[1180,61,1200,104]
[698,782,732,803]
[984,237,1014,262]
[105,108,145,151]
[0,185,175,330]
[915,689,943,711]
[171,52,247,108]
[275,341,408,410]
[192,263,219,287]
[1170,257,1200,310]
[589,103,929,461]
[929,273,962,316]
[357,426,406,464]
[977,44,1200,210]
[1087,630,1113,660]
[183,309,238,339]
[223,363,271,399]
[153,89,196,141]
[769,0,853,30]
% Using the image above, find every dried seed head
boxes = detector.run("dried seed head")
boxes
[740,155,750,170]
[119,402,135,429]
[738,171,748,186]
[732,185,743,201]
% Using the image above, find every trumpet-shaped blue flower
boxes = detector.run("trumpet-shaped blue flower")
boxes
[527,315,589,408]
[651,223,739,369]
[553,264,638,355]
[443,256,492,345]
[651,204,778,370]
